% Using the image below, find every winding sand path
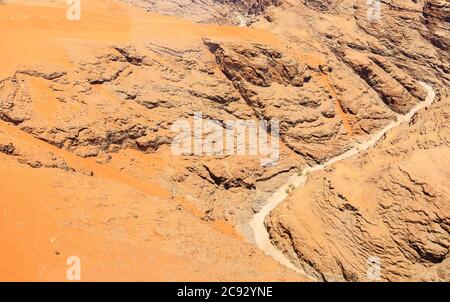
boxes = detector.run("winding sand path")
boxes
[249,82,436,277]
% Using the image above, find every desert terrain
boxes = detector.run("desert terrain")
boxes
[0,0,448,281]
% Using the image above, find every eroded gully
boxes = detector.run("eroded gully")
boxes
[249,82,436,278]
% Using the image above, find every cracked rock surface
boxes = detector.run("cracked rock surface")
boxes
[0,0,448,281]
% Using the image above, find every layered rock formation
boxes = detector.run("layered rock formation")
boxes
[263,0,450,281]
[268,90,449,281]
[0,0,448,281]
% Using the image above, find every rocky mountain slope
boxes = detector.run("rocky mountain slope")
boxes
[263,0,450,281]
[268,85,450,281]
[0,0,448,281]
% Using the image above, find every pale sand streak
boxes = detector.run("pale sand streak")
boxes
[249,82,436,277]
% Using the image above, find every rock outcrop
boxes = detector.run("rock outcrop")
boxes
[0,0,448,281]
[268,92,450,281]
[262,0,449,282]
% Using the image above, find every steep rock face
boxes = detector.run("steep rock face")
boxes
[423,0,450,52]
[350,0,449,83]
[341,50,424,114]
[257,0,450,281]
[204,39,397,164]
[205,39,310,89]
[0,0,449,281]
[268,93,450,281]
